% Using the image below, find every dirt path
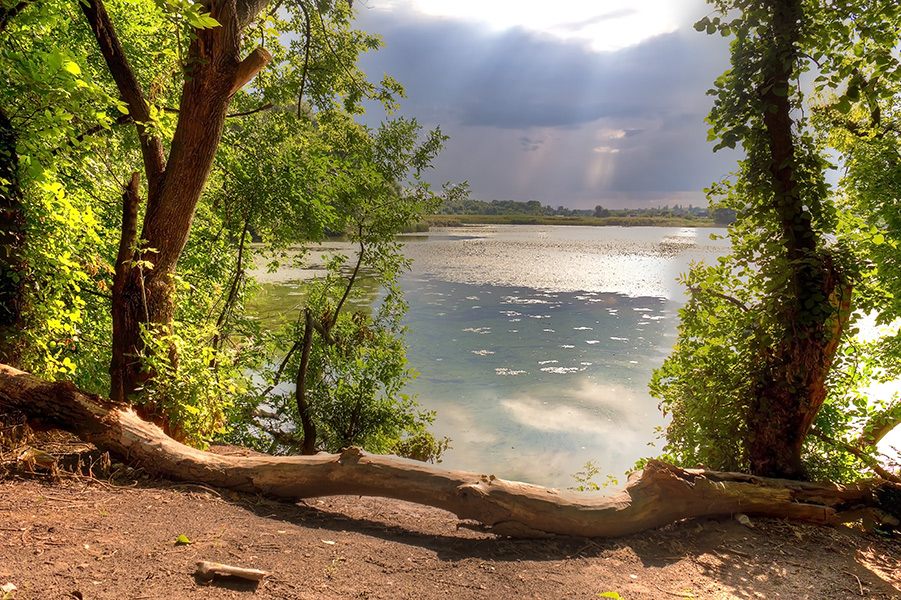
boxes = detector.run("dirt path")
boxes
[1,473,899,600]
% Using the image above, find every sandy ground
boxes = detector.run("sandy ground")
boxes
[1,464,900,600]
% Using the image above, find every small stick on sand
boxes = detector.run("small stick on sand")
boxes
[195,561,267,581]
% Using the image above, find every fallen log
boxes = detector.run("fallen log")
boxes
[1,363,898,538]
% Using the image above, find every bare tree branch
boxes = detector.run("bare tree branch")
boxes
[229,47,273,96]
[228,103,274,118]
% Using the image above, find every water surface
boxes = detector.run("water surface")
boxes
[396,225,728,487]
[256,225,730,488]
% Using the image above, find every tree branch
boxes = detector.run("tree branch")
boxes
[296,308,316,454]
[309,319,335,345]
[0,0,29,32]
[161,103,273,118]
[687,284,749,312]
[2,362,900,538]
[259,340,301,398]
[211,217,250,356]
[236,0,275,30]
[227,103,273,118]
[297,1,312,116]
[857,402,901,447]
[228,47,273,97]
[79,0,166,191]
[810,428,901,483]
[113,172,141,289]
[331,233,364,329]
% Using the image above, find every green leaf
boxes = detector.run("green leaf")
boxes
[175,534,193,545]
[188,13,220,29]
[62,61,81,76]
[835,97,852,114]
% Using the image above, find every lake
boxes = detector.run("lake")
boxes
[254,225,731,488]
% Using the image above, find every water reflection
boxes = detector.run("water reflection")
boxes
[400,276,673,487]
[400,224,728,298]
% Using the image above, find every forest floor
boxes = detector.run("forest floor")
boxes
[1,435,900,600]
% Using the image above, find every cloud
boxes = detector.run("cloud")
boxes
[519,136,543,152]
[552,9,638,33]
[354,4,739,208]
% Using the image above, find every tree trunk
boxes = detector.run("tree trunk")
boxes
[0,107,26,367]
[1,363,898,538]
[297,308,317,455]
[747,0,851,479]
[80,0,271,404]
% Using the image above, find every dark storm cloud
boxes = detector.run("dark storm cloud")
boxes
[519,136,543,152]
[353,5,738,208]
[357,11,719,129]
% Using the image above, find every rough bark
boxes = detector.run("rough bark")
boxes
[1,363,898,538]
[80,0,271,403]
[297,308,317,455]
[747,0,851,479]
[109,173,143,402]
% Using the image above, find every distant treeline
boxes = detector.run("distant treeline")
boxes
[429,198,737,226]
[423,214,717,228]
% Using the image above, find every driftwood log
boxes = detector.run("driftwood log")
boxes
[1,363,899,538]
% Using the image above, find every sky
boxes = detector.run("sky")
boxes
[352,0,741,210]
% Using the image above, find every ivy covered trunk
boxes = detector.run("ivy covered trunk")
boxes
[747,263,851,478]
[744,0,851,479]
[652,0,870,479]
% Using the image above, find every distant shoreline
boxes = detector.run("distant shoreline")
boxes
[422,214,722,228]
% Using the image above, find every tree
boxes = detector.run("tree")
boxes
[80,0,273,405]
[0,8,22,362]
[1,0,425,438]
[652,0,901,479]
[0,0,121,385]
[215,110,459,459]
